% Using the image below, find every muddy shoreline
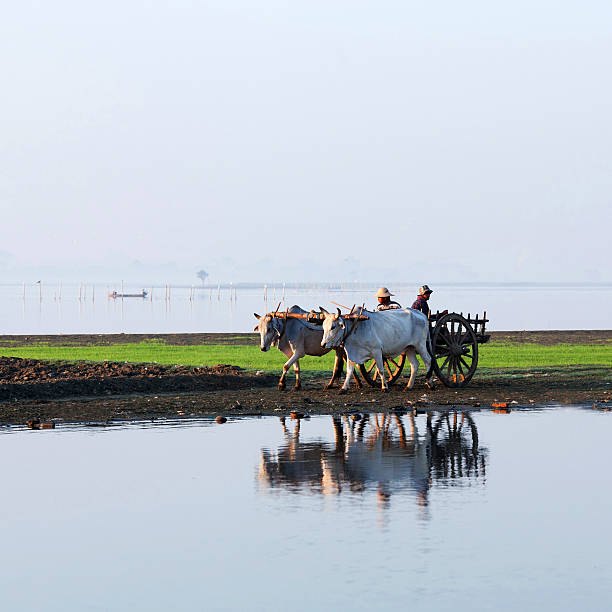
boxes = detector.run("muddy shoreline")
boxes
[0,332,610,425]
[1,329,612,347]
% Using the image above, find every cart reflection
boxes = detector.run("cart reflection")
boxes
[258,411,487,511]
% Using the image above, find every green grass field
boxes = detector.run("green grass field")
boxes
[0,340,610,371]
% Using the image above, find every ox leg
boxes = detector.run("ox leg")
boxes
[374,353,389,392]
[278,355,291,391]
[351,352,363,389]
[293,360,301,391]
[280,351,303,391]
[325,350,343,390]
[325,349,344,389]
[278,369,287,391]
[403,348,420,390]
[339,360,357,394]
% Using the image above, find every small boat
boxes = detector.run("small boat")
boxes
[108,290,148,299]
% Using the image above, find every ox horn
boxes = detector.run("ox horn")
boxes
[336,307,342,319]
[319,307,329,314]
[254,313,261,319]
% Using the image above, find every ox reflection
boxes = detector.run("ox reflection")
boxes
[258,412,487,511]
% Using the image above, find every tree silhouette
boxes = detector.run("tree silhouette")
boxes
[197,269,209,286]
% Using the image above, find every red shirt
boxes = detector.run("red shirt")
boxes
[411,296,429,316]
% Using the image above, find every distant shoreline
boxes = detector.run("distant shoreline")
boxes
[1,280,611,291]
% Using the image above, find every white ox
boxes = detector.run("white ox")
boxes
[320,307,432,393]
[254,305,344,391]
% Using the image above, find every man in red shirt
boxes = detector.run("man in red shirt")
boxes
[412,285,448,320]
[411,285,433,316]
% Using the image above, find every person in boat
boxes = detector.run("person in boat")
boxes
[375,287,401,311]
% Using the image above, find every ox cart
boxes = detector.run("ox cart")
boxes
[357,311,490,389]
[266,308,490,389]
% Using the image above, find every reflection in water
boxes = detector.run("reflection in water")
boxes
[259,411,487,515]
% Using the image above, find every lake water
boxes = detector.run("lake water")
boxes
[1,407,610,611]
[2,282,611,334]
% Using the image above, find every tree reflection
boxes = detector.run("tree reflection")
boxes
[258,411,487,512]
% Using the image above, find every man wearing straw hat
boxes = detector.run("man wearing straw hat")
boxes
[411,285,434,317]
[375,287,401,311]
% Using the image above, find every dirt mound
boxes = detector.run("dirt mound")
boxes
[0,357,274,401]
[0,357,244,382]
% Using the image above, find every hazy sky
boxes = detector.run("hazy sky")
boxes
[1,1,610,283]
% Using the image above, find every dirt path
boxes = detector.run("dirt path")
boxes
[1,365,609,426]
[0,332,610,425]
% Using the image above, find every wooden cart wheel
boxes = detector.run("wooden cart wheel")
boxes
[431,313,478,388]
[358,353,406,387]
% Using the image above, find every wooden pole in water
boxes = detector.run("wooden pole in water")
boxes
[39,281,42,301]
[150,287,153,302]
[209,287,212,300]
[121,280,124,300]
[217,283,220,300]
[22,282,25,300]
[58,282,62,301]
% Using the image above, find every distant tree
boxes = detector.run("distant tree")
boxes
[197,269,209,286]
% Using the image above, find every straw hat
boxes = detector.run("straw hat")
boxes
[418,285,433,296]
[375,287,394,298]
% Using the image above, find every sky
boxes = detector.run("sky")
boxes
[1,0,610,284]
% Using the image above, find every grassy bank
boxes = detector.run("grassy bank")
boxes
[0,340,610,371]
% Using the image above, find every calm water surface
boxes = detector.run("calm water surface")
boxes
[0,407,610,611]
[3,282,611,333]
